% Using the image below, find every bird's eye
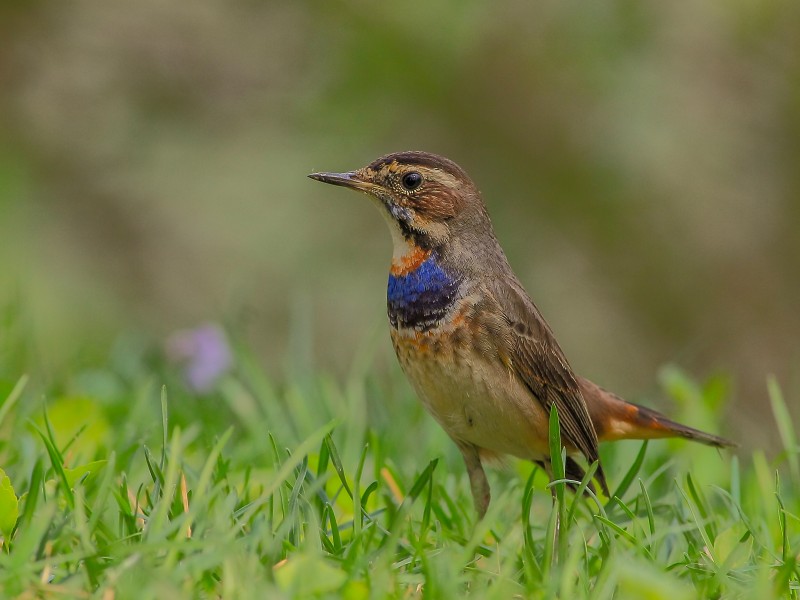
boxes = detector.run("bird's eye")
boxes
[401,172,423,191]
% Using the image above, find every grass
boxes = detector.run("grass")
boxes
[0,324,798,599]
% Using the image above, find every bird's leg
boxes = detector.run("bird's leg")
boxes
[457,442,490,519]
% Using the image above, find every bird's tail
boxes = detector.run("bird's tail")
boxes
[579,377,736,448]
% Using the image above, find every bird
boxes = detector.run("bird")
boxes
[309,151,735,518]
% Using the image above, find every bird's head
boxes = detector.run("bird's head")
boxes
[309,151,493,260]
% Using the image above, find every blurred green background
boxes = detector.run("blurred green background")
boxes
[0,0,798,449]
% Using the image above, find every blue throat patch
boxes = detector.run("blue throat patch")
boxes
[387,254,460,330]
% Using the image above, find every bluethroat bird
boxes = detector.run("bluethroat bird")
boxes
[309,151,734,518]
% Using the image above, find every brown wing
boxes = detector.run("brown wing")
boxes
[489,277,608,494]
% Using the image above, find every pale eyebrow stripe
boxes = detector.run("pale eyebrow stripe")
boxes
[419,168,460,189]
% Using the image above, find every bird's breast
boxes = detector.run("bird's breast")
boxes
[389,297,552,460]
[387,251,461,331]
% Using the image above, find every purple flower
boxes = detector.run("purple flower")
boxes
[166,324,232,393]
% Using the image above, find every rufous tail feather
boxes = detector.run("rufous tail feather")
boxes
[579,377,736,448]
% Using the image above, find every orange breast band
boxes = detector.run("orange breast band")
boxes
[390,246,431,276]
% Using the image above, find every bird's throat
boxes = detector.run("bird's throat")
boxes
[387,251,460,331]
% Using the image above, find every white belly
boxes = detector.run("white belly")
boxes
[391,326,551,460]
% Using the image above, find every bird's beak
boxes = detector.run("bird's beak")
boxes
[308,171,378,193]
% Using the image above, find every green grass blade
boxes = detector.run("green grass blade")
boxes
[768,376,799,482]
[159,385,169,480]
[32,421,73,510]
[324,433,353,500]
[548,405,566,502]
[639,479,656,542]
[0,374,27,428]
[406,459,438,502]
[18,459,43,529]
[608,441,648,508]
